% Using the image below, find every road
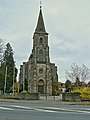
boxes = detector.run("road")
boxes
[0,100,90,120]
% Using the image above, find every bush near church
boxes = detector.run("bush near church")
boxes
[52,89,59,95]
[73,87,90,101]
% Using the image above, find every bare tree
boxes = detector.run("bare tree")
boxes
[65,63,80,83]
[0,39,4,61]
[80,64,90,82]
[65,63,90,83]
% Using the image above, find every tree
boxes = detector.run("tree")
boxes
[0,39,5,92]
[52,80,59,95]
[65,63,80,83]
[0,39,4,61]
[80,64,90,82]
[0,63,5,91]
[87,81,90,87]
[4,43,14,92]
[65,63,90,83]
[74,77,81,88]
[10,82,18,93]
[0,43,17,92]
[65,80,72,92]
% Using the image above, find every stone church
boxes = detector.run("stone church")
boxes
[19,5,58,95]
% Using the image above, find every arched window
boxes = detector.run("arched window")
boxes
[38,79,44,85]
[39,50,43,54]
[39,50,43,61]
[40,37,43,44]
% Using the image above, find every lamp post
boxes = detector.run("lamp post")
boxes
[13,62,15,95]
[4,65,7,96]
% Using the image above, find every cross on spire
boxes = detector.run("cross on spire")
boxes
[40,0,42,9]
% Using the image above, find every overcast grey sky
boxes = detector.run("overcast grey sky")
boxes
[0,0,90,82]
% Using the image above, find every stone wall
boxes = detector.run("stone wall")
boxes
[0,93,39,100]
[62,92,81,102]
[16,93,39,100]
[40,95,62,101]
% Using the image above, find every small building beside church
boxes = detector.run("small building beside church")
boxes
[19,5,58,95]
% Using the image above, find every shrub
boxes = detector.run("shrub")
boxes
[73,87,90,100]
[21,90,28,94]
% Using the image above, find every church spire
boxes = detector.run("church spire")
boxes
[35,1,46,32]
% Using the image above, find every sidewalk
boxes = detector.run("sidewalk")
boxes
[0,98,90,106]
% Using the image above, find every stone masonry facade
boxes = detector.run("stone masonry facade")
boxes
[19,6,58,95]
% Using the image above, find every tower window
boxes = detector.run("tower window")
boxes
[39,50,43,54]
[39,50,43,61]
[40,37,43,44]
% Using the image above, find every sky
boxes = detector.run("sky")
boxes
[0,0,90,82]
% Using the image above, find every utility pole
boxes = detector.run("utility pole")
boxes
[18,81,20,93]
[23,63,25,91]
[4,65,7,96]
[13,63,15,95]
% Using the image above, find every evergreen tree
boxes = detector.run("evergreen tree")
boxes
[65,80,72,92]
[74,77,81,88]
[2,43,18,93]
[0,39,4,61]
[0,63,5,91]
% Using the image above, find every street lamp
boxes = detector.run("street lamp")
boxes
[13,62,15,95]
[4,65,7,96]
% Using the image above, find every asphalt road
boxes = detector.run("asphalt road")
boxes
[0,100,90,120]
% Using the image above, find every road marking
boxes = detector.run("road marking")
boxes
[42,106,90,114]
[9,105,90,114]
[33,108,59,113]
[10,105,33,109]
[0,107,14,111]
[9,105,58,113]
[0,105,90,114]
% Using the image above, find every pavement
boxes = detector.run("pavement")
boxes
[0,97,90,103]
[0,98,90,105]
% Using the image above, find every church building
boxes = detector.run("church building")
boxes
[19,4,58,95]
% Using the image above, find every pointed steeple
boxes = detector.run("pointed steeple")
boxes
[35,3,46,32]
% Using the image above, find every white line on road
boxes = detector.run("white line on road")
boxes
[9,105,58,113]
[42,107,90,114]
[9,105,90,114]
[0,105,90,114]
[0,107,14,111]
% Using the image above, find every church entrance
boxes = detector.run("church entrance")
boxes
[38,80,44,94]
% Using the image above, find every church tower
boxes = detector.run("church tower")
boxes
[33,5,49,64]
[27,4,58,95]
[19,3,58,95]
